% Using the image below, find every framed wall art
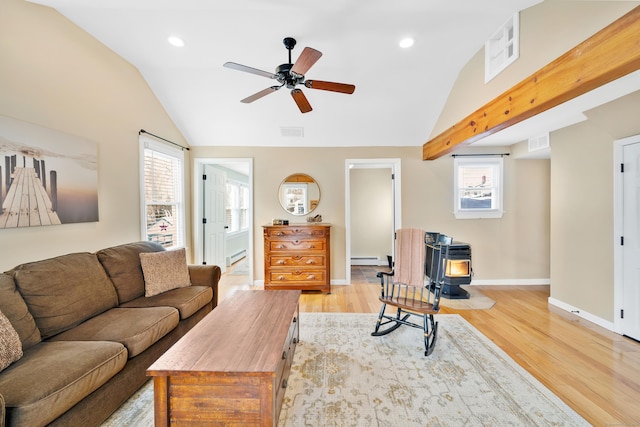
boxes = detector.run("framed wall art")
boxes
[0,115,98,229]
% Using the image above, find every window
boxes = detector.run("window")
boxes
[454,156,504,219]
[226,179,249,233]
[139,137,185,249]
[485,13,519,83]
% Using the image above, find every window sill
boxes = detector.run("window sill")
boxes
[454,210,504,220]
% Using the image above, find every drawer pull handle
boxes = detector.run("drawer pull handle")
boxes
[276,260,285,265]
[275,232,284,236]
[276,245,285,249]
[282,379,288,389]
[293,255,301,260]
[308,245,315,249]
[306,260,315,265]
[292,240,301,245]
[307,275,316,280]
[282,350,288,360]
[278,276,285,280]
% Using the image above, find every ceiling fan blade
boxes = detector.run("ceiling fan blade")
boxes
[241,86,280,103]
[224,62,277,79]
[291,89,312,113]
[305,80,356,94]
[290,47,322,77]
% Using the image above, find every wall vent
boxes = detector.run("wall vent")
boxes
[528,133,549,152]
[226,249,247,266]
[281,126,304,137]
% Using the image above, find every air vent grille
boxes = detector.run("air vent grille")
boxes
[528,133,549,152]
[281,126,304,137]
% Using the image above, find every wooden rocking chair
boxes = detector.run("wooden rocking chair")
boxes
[371,228,442,356]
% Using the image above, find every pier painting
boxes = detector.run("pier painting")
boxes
[0,116,98,229]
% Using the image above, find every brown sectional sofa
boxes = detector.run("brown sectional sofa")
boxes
[0,241,221,427]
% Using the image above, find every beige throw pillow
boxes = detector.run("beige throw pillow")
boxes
[0,309,23,372]
[140,248,191,297]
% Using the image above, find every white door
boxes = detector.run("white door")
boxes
[203,165,227,273]
[622,142,640,341]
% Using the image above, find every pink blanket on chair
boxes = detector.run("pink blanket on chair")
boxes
[394,228,426,288]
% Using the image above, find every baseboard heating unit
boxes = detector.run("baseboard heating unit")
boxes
[351,256,381,266]
[227,249,247,266]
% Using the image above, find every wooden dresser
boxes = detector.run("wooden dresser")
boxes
[263,223,331,293]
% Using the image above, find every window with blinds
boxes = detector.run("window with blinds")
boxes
[226,179,249,233]
[140,137,185,249]
[453,156,504,219]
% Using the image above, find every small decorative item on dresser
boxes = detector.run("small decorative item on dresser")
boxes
[306,214,322,222]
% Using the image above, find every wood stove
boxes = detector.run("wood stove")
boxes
[425,233,472,299]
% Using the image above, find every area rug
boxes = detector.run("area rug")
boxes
[438,286,496,310]
[102,313,587,427]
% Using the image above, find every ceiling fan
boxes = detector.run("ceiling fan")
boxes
[223,37,356,113]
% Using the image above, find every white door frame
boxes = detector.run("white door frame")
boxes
[613,134,640,335]
[193,157,254,282]
[345,158,401,284]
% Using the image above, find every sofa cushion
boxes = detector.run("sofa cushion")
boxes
[140,248,191,297]
[49,307,179,358]
[0,273,40,350]
[96,241,165,304]
[0,340,127,427]
[12,253,118,339]
[0,310,23,372]
[120,285,213,319]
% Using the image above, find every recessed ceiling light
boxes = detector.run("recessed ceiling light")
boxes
[399,37,414,49]
[168,36,184,47]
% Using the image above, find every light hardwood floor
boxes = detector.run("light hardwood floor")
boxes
[220,263,640,426]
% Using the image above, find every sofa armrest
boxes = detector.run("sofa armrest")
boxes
[1,392,5,427]
[188,265,221,308]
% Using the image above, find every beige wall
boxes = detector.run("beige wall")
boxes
[0,0,191,270]
[192,146,550,283]
[350,168,393,264]
[431,0,639,323]
[432,0,639,137]
[550,91,640,322]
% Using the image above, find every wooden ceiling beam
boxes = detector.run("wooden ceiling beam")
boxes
[422,6,640,160]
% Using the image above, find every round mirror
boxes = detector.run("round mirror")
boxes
[278,173,320,216]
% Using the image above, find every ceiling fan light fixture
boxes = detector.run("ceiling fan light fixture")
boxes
[168,36,184,47]
[399,37,414,49]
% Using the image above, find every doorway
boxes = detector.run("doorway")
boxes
[614,135,640,341]
[193,158,253,282]
[345,159,401,284]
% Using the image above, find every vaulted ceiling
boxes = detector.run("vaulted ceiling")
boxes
[27,0,545,148]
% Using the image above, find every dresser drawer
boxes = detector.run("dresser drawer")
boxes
[275,313,298,413]
[270,255,325,267]
[269,270,326,283]
[268,239,326,252]
[266,227,327,238]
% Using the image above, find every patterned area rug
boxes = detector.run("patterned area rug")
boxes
[102,313,587,427]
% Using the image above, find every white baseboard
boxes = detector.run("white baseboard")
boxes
[470,278,550,286]
[548,297,615,332]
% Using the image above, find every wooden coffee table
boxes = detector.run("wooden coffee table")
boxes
[147,290,301,427]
